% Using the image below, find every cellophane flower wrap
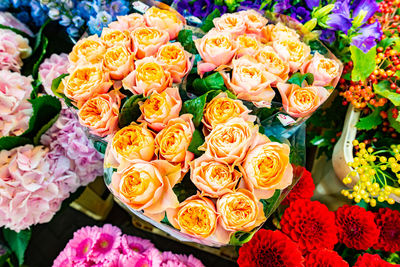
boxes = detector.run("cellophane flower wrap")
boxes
[56,0,342,246]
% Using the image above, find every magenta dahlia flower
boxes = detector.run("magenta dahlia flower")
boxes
[120,235,155,255]
[68,226,100,263]
[89,224,122,263]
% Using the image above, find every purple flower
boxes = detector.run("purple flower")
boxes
[327,0,352,33]
[320,29,336,43]
[274,0,292,13]
[305,0,320,9]
[108,0,130,19]
[352,0,379,24]
[238,0,264,11]
[351,21,382,53]
[192,0,215,18]
[291,6,311,23]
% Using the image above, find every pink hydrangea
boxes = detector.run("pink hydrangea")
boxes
[39,53,69,95]
[0,28,31,72]
[0,12,33,37]
[41,107,103,186]
[0,70,33,136]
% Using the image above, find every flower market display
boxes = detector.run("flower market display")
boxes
[1,0,400,266]
[53,224,205,267]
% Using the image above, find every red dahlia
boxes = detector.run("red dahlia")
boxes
[353,253,398,267]
[237,229,304,267]
[304,249,348,267]
[280,199,338,252]
[374,208,400,252]
[282,167,315,205]
[335,205,379,250]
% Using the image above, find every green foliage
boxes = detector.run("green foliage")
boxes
[172,173,197,202]
[161,214,174,228]
[181,92,211,127]
[201,9,221,32]
[350,45,376,81]
[118,94,146,128]
[177,29,197,54]
[378,37,397,50]
[2,229,31,266]
[388,107,400,133]
[308,40,328,55]
[288,72,314,87]
[0,137,31,151]
[32,36,48,80]
[356,106,384,130]
[93,140,108,154]
[260,190,281,217]
[188,129,205,157]
[192,72,227,95]
[0,24,30,38]
[374,80,400,106]
[229,231,257,246]
[51,73,75,108]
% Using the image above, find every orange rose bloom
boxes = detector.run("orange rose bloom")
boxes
[239,10,268,34]
[277,83,330,118]
[261,22,300,43]
[63,64,112,108]
[103,45,134,80]
[273,37,311,72]
[213,13,246,36]
[109,13,146,32]
[236,34,260,58]
[131,27,169,59]
[78,90,123,137]
[100,28,131,50]
[144,7,184,40]
[255,46,290,84]
[301,52,341,87]
[68,35,106,68]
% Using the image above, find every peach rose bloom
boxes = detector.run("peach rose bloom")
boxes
[78,90,123,137]
[100,28,131,50]
[277,83,330,118]
[213,13,246,36]
[220,56,276,108]
[239,10,268,34]
[155,114,195,175]
[68,35,106,68]
[273,38,311,72]
[109,13,146,32]
[261,22,300,43]
[236,34,260,58]
[111,159,180,217]
[166,194,218,239]
[240,136,293,200]
[131,27,169,59]
[195,31,237,75]
[122,57,172,97]
[202,92,256,132]
[103,45,134,80]
[62,64,112,108]
[144,7,184,40]
[156,42,192,83]
[138,87,182,132]
[198,117,258,166]
[217,189,265,233]
[104,122,156,168]
[301,52,340,87]
[255,46,290,84]
[190,155,241,197]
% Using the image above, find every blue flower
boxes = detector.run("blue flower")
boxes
[67,25,79,37]
[77,1,98,20]
[108,0,130,19]
[327,0,352,33]
[11,0,29,8]
[72,16,85,28]
[88,15,103,35]
[60,15,71,27]
[352,0,379,24]
[274,0,292,14]
[30,0,48,26]
[320,29,336,43]
[0,0,11,11]
[305,0,319,10]
[96,10,112,25]
[351,21,382,53]
[291,6,311,23]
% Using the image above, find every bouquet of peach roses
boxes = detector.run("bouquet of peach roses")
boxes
[53,1,342,246]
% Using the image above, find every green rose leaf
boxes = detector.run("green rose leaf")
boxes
[0,136,32,151]
[177,29,197,54]
[51,73,75,108]
[192,72,227,95]
[188,129,205,157]
[2,228,31,266]
[356,106,384,130]
[308,40,328,55]
[260,189,281,217]
[21,95,62,142]
[93,140,108,154]
[181,91,212,127]
[201,9,220,32]
[172,173,197,202]
[118,94,146,128]
[374,80,400,106]
[288,72,314,87]
[350,45,376,81]
[229,231,257,246]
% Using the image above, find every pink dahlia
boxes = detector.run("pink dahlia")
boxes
[118,248,162,267]
[120,235,155,255]
[38,53,69,95]
[0,28,31,71]
[67,226,100,263]
[52,246,75,267]
[0,70,33,136]
[89,224,122,263]
[161,251,204,267]
[0,12,33,37]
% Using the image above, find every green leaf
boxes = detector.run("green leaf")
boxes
[50,73,75,108]
[181,92,212,127]
[388,108,400,133]
[2,229,31,266]
[378,37,397,51]
[33,19,50,53]
[118,94,146,128]
[201,9,220,32]
[350,45,376,81]
[32,36,48,79]
[33,112,60,145]
[308,40,328,55]
[177,29,197,54]
[0,136,31,151]
[188,129,205,157]
[172,173,197,202]
[288,72,314,87]
[229,231,257,246]
[0,24,30,39]
[22,95,62,140]
[374,80,400,106]
[30,79,41,99]
[260,190,281,216]
[356,106,384,130]
[192,72,226,95]
[161,214,174,228]
[93,140,108,154]
[310,135,330,147]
